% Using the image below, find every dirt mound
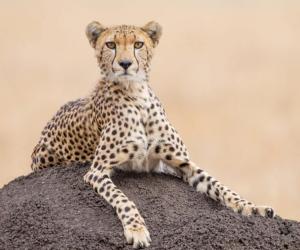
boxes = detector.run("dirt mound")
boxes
[0,164,300,249]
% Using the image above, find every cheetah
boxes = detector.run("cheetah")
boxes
[31,21,275,248]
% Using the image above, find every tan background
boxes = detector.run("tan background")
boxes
[0,0,299,220]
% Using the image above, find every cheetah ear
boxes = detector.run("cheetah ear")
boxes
[141,21,162,47]
[86,21,106,48]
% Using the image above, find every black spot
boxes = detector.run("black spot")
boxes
[126,218,134,225]
[122,148,129,153]
[192,175,205,188]
[165,155,172,161]
[124,206,131,212]
[215,189,220,197]
[155,145,161,153]
[179,162,189,168]
[40,157,45,164]
[196,169,203,174]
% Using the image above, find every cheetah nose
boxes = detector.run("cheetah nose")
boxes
[119,60,132,70]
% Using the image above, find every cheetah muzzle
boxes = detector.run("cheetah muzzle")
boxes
[31,21,275,249]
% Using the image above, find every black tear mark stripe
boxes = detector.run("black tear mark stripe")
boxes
[111,34,117,73]
[133,34,139,73]
[146,46,150,63]
[99,46,104,63]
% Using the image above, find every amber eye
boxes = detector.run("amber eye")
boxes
[106,42,116,49]
[134,41,144,49]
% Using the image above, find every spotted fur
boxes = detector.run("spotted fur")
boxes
[31,21,275,249]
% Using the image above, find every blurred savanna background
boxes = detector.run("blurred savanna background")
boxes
[0,0,299,220]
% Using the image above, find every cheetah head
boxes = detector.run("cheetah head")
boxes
[86,21,162,83]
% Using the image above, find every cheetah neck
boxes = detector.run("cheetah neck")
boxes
[104,78,151,104]
[104,78,152,125]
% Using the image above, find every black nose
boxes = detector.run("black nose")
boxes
[119,60,132,70]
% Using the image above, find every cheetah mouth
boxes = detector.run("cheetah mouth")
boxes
[118,72,135,78]
[112,70,142,82]
[120,69,135,76]
[116,67,138,75]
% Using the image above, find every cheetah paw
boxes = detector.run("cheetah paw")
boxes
[238,205,275,218]
[124,225,151,249]
[251,205,275,218]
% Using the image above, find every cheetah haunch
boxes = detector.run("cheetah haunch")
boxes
[31,21,275,248]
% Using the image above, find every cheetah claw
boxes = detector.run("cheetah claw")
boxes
[124,225,151,249]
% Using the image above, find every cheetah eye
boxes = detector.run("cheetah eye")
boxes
[134,41,144,49]
[105,42,116,49]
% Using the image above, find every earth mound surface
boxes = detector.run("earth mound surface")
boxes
[0,164,300,249]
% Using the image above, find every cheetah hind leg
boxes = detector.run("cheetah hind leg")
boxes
[185,162,275,217]
[153,160,182,178]
[31,143,60,171]
[151,143,275,218]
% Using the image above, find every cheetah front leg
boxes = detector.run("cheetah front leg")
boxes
[84,143,151,249]
[151,141,275,218]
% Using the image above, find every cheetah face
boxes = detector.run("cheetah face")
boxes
[86,21,162,83]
